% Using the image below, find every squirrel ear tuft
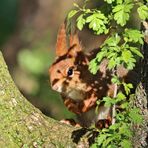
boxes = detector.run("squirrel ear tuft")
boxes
[55,23,68,57]
[69,33,82,52]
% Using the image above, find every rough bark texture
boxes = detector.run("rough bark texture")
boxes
[133,83,148,148]
[0,46,148,147]
[0,51,90,147]
[132,21,148,147]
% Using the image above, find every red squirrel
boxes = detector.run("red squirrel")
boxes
[49,23,132,127]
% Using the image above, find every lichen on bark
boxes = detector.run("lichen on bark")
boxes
[0,50,147,147]
[0,51,89,147]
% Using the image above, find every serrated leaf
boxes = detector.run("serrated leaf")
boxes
[119,123,132,137]
[96,51,106,62]
[89,59,99,75]
[108,58,116,69]
[120,139,132,148]
[126,61,135,70]
[85,12,108,35]
[104,35,121,46]
[116,92,126,101]
[76,14,86,30]
[68,10,78,19]
[113,3,133,26]
[103,96,115,107]
[124,29,144,44]
[111,76,120,84]
[96,134,107,146]
[129,108,143,124]
[129,47,143,58]
[123,83,131,95]
[137,5,148,20]
[122,50,133,63]
[127,83,133,89]
[109,123,120,130]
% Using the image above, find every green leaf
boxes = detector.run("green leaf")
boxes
[137,5,148,20]
[129,108,143,124]
[127,83,133,89]
[104,35,121,46]
[129,47,143,58]
[116,0,123,4]
[116,92,126,101]
[123,83,133,95]
[103,96,115,107]
[126,60,135,70]
[109,123,121,130]
[121,102,129,109]
[96,134,107,146]
[124,29,144,44]
[120,139,132,148]
[122,50,133,63]
[108,58,116,69]
[96,51,106,62]
[116,112,125,121]
[68,10,78,19]
[119,123,132,137]
[91,143,98,148]
[89,59,99,74]
[111,76,120,84]
[113,3,133,26]
[85,12,108,34]
[104,0,115,4]
[76,14,86,30]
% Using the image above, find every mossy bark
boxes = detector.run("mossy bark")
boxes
[0,50,147,147]
[0,51,89,147]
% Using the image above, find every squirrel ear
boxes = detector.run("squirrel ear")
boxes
[55,23,68,57]
[69,33,82,52]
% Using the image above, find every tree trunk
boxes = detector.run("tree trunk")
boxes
[0,46,148,147]
[0,51,89,147]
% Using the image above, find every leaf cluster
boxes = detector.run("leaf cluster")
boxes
[67,0,146,147]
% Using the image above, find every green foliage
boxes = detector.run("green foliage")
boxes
[113,3,133,26]
[137,5,148,20]
[123,29,144,44]
[68,0,145,147]
[129,108,143,124]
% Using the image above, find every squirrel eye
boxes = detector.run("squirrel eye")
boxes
[67,67,73,76]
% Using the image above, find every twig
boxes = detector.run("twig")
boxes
[112,84,118,125]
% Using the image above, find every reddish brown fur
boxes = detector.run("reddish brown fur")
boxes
[49,23,129,127]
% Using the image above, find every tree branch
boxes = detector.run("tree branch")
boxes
[0,51,89,147]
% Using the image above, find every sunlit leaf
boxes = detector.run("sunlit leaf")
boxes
[76,14,86,30]
[137,5,148,20]
[129,47,143,58]
[120,140,132,148]
[68,10,78,19]
[124,29,144,44]
[85,12,108,34]
[113,3,133,26]
[129,108,143,124]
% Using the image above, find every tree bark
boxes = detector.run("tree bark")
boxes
[0,48,148,147]
[0,51,89,147]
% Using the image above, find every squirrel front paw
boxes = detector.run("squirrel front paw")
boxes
[60,119,80,127]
